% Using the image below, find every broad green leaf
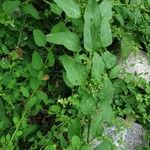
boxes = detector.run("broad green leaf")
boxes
[92,52,105,80]
[101,51,117,69]
[90,115,103,138]
[51,22,70,33]
[100,20,112,47]
[80,92,96,116]
[99,101,112,122]
[99,0,112,22]
[63,72,74,88]
[47,32,81,52]
[33,29,46,47]
[84,0,101,52]
[32,51,43,70]
[99,0,112,47]
[30,77,40,90]
[71,136,81,149]
[48,50,55,67]
[68,118,81,139]
[99,75,114,104]
[94,140,114,150]
[20,87,29,97]
[50,3,62,15]
[84,19,93,52]
[2,1,20,15]
[60,55,88,86]
[109,65,120,79]
[54,0,80,18]
[23,4,40,19]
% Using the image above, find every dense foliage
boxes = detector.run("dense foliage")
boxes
[0,0,150,149]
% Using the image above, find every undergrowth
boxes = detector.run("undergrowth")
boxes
[0,0,150,149]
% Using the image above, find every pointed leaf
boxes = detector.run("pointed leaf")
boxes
[23,4,40,19]
[92,53,105,80]
[47,32,81,52]
[32,51,43,70]
[80,92,96,116]
[101,51,117,69]
[33,29,46,47]
[54,0,80,18]
[60,55,88,86]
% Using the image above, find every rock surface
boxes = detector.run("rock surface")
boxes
[118,50,150,82]
[92,122,148,150]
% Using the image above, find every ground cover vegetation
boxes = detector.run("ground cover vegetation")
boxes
[0,0,150,149]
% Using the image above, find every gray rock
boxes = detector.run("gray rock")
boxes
[118,50,150,82]
[91,122,148,150]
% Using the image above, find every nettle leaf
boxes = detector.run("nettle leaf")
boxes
[32,51,43,70]
[54,0,80,18]
[2,1,20,15]
[33,29,46,47]
[99,75,114,104]
[60,55,88,86]
[23,4,40,19]
[80,92,96,116]
[92,52,105,80]
[47,32,81,52]
[101,51,117,69]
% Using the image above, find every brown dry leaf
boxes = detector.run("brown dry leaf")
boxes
[42,75,49,81]
[16,47,24,58]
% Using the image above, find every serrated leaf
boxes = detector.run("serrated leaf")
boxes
[60,55,88,86]
[47,32,81,52]
[32,51,43,70]
[92,52,105,80]
[101,51,117,69]
[2,1,20,15]
[33,29,46,47]
[23,4,40,19]
[54,0,80,18]
[80,92,96,116]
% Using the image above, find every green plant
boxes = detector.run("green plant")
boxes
[0,0,150,149]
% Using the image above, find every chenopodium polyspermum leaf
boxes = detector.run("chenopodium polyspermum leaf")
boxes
[60,55,88,86]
